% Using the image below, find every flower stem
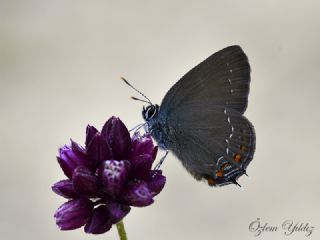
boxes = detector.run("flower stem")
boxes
[116,220,127,240]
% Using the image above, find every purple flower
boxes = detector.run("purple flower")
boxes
[52,116,166,234]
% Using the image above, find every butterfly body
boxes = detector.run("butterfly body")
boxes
[142,45,256,187]
[143,105,170,149]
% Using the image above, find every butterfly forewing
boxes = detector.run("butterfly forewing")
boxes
[160,45,251,116]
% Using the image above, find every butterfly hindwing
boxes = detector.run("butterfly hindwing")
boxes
[162,102,255,186]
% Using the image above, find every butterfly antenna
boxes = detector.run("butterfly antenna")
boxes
[131,96,150,104]
[121,76,152,104]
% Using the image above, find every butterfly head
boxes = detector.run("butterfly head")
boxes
[142,104,159,121]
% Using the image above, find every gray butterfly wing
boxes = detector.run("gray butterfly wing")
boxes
[156,45,255,186]
[161,102,255,186]
[160,45,251,116]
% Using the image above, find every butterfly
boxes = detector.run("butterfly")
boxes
[123,45,255,187]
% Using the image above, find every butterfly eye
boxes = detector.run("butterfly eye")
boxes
[143,105,158,121]
[146,106,155,119]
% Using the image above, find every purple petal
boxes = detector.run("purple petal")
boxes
[52,179,79,199]
[85,125,98,148]
[86,133,113,166]
[107,202,131,224]
[120,181,154,207]
[58,144,89,179]
[101,117,131,159]
[84,205,112,234]
[128,132,157,160]
[100,160,130,197]
[129,154,153,180]
[151,146,158,161]
[54,199,93,230]
[72,167,101,198]
[70,139,86,155]
[147,170,166,197]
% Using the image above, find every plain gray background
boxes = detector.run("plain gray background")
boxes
[1,1,319,240]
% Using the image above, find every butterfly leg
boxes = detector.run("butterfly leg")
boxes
[154,150,169,170]
[129,123,146,132]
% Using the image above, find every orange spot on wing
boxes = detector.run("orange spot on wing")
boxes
[234,153,242,162]
[207,177,216,186]
[221,163,229,171]
[216,171,223,177]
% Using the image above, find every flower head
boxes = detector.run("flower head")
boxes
[52,117,166,234]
